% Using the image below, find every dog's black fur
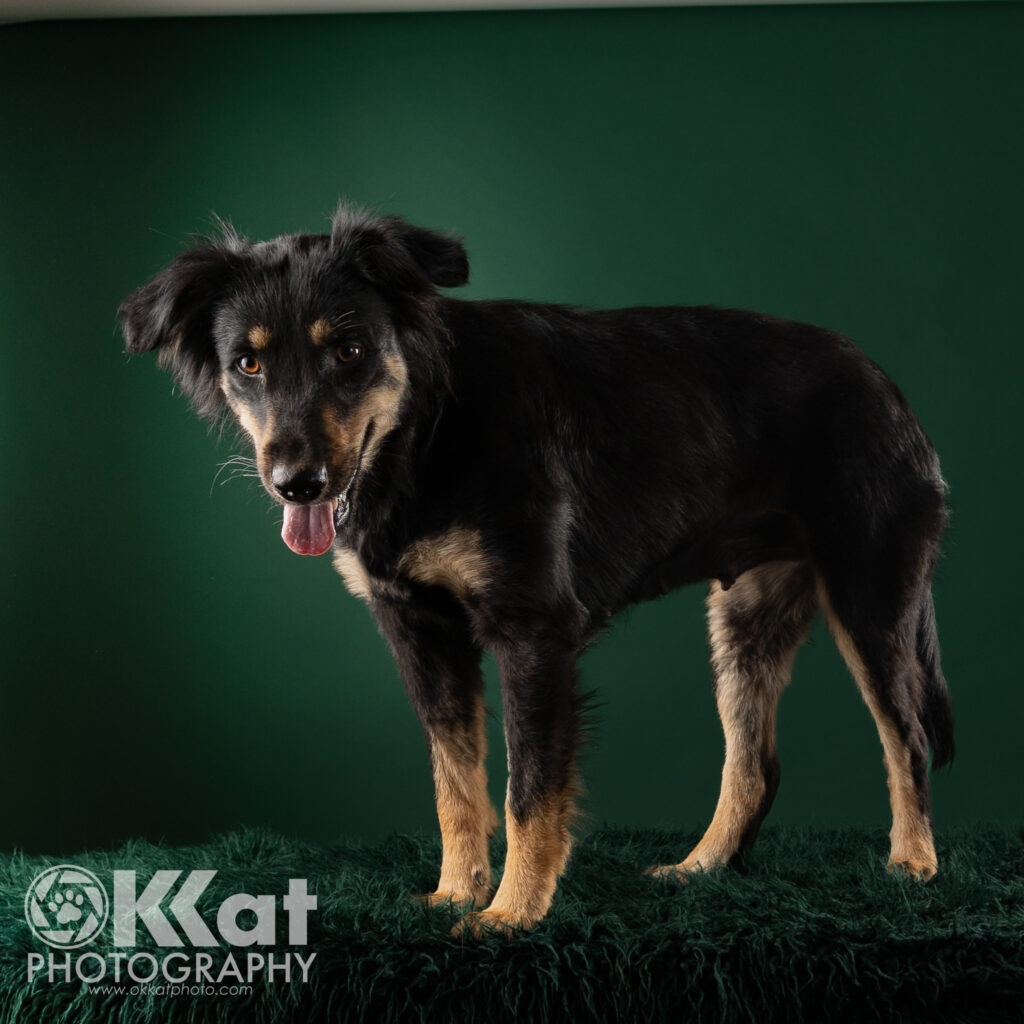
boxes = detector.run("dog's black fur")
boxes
[120,207,954,934]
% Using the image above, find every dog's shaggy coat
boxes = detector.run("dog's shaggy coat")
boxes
[120,208,953,934]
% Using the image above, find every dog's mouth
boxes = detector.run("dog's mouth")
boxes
[278,424,373,557]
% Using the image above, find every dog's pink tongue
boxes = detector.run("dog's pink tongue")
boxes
[281,503,336,556]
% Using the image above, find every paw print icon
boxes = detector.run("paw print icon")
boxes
[24,865,108,949]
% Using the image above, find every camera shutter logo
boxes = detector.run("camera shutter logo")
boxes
[24,865,109,949]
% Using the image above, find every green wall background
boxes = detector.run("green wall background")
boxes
[1,3,1021,856]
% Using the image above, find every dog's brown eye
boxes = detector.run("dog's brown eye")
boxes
[237,355,262,376]
[336,342,363,364]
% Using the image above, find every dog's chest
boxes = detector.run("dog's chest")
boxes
[332,527,492,604]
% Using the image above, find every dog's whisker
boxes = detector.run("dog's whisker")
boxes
[330,310,357,329]
[210,455,259,495]
[217,471,261,486]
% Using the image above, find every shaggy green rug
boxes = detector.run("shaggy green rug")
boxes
[1,825,1021,1024]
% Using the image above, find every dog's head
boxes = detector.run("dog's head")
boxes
[120,208,468,555]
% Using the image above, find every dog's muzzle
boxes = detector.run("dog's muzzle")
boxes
[276,424,372,557]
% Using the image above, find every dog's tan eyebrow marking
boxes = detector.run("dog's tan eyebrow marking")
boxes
[309,318,333,346]
[247,325,272,350]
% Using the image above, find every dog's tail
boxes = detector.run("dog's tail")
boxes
[917,591,955,770]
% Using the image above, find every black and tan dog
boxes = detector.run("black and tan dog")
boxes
[120,207,953,935]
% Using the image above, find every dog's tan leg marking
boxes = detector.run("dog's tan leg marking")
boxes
[819,586,937,880]
[419,697,498,910]
[456,786,575,937]
[649,563,816,879]
[398,528,492,600]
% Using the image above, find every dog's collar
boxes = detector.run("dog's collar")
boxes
[334,474,356,529]
[333,421,375,530]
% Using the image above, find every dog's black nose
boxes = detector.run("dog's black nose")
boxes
[272,465,328,504]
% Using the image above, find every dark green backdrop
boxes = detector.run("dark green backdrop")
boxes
[1,3,1020,856]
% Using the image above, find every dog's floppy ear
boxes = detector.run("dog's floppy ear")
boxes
[119,240,245,418]
[332,209,469,293]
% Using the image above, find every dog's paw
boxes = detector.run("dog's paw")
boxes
[887,857,937,882]
[451,907,526,940]
[414,887,490,911]
[643,862,700,883]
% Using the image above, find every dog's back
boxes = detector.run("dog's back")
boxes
[431,298,946,621]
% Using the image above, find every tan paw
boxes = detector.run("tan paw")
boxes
[644,856,718,881]
[887,857,937,882]
[413,886,491,910]
[451,906,528,939]
[645,863,690,883]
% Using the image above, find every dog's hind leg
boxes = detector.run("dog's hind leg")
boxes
[373,592,498,909]
[649,560,817,878]
[817,575,943,880]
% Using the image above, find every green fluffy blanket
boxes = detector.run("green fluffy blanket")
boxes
[1,825,1021,1023]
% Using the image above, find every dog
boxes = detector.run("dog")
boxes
[119,206,954,935]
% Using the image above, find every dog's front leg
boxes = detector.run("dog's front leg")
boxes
[374,595,497,909]
[460,633,582,936]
